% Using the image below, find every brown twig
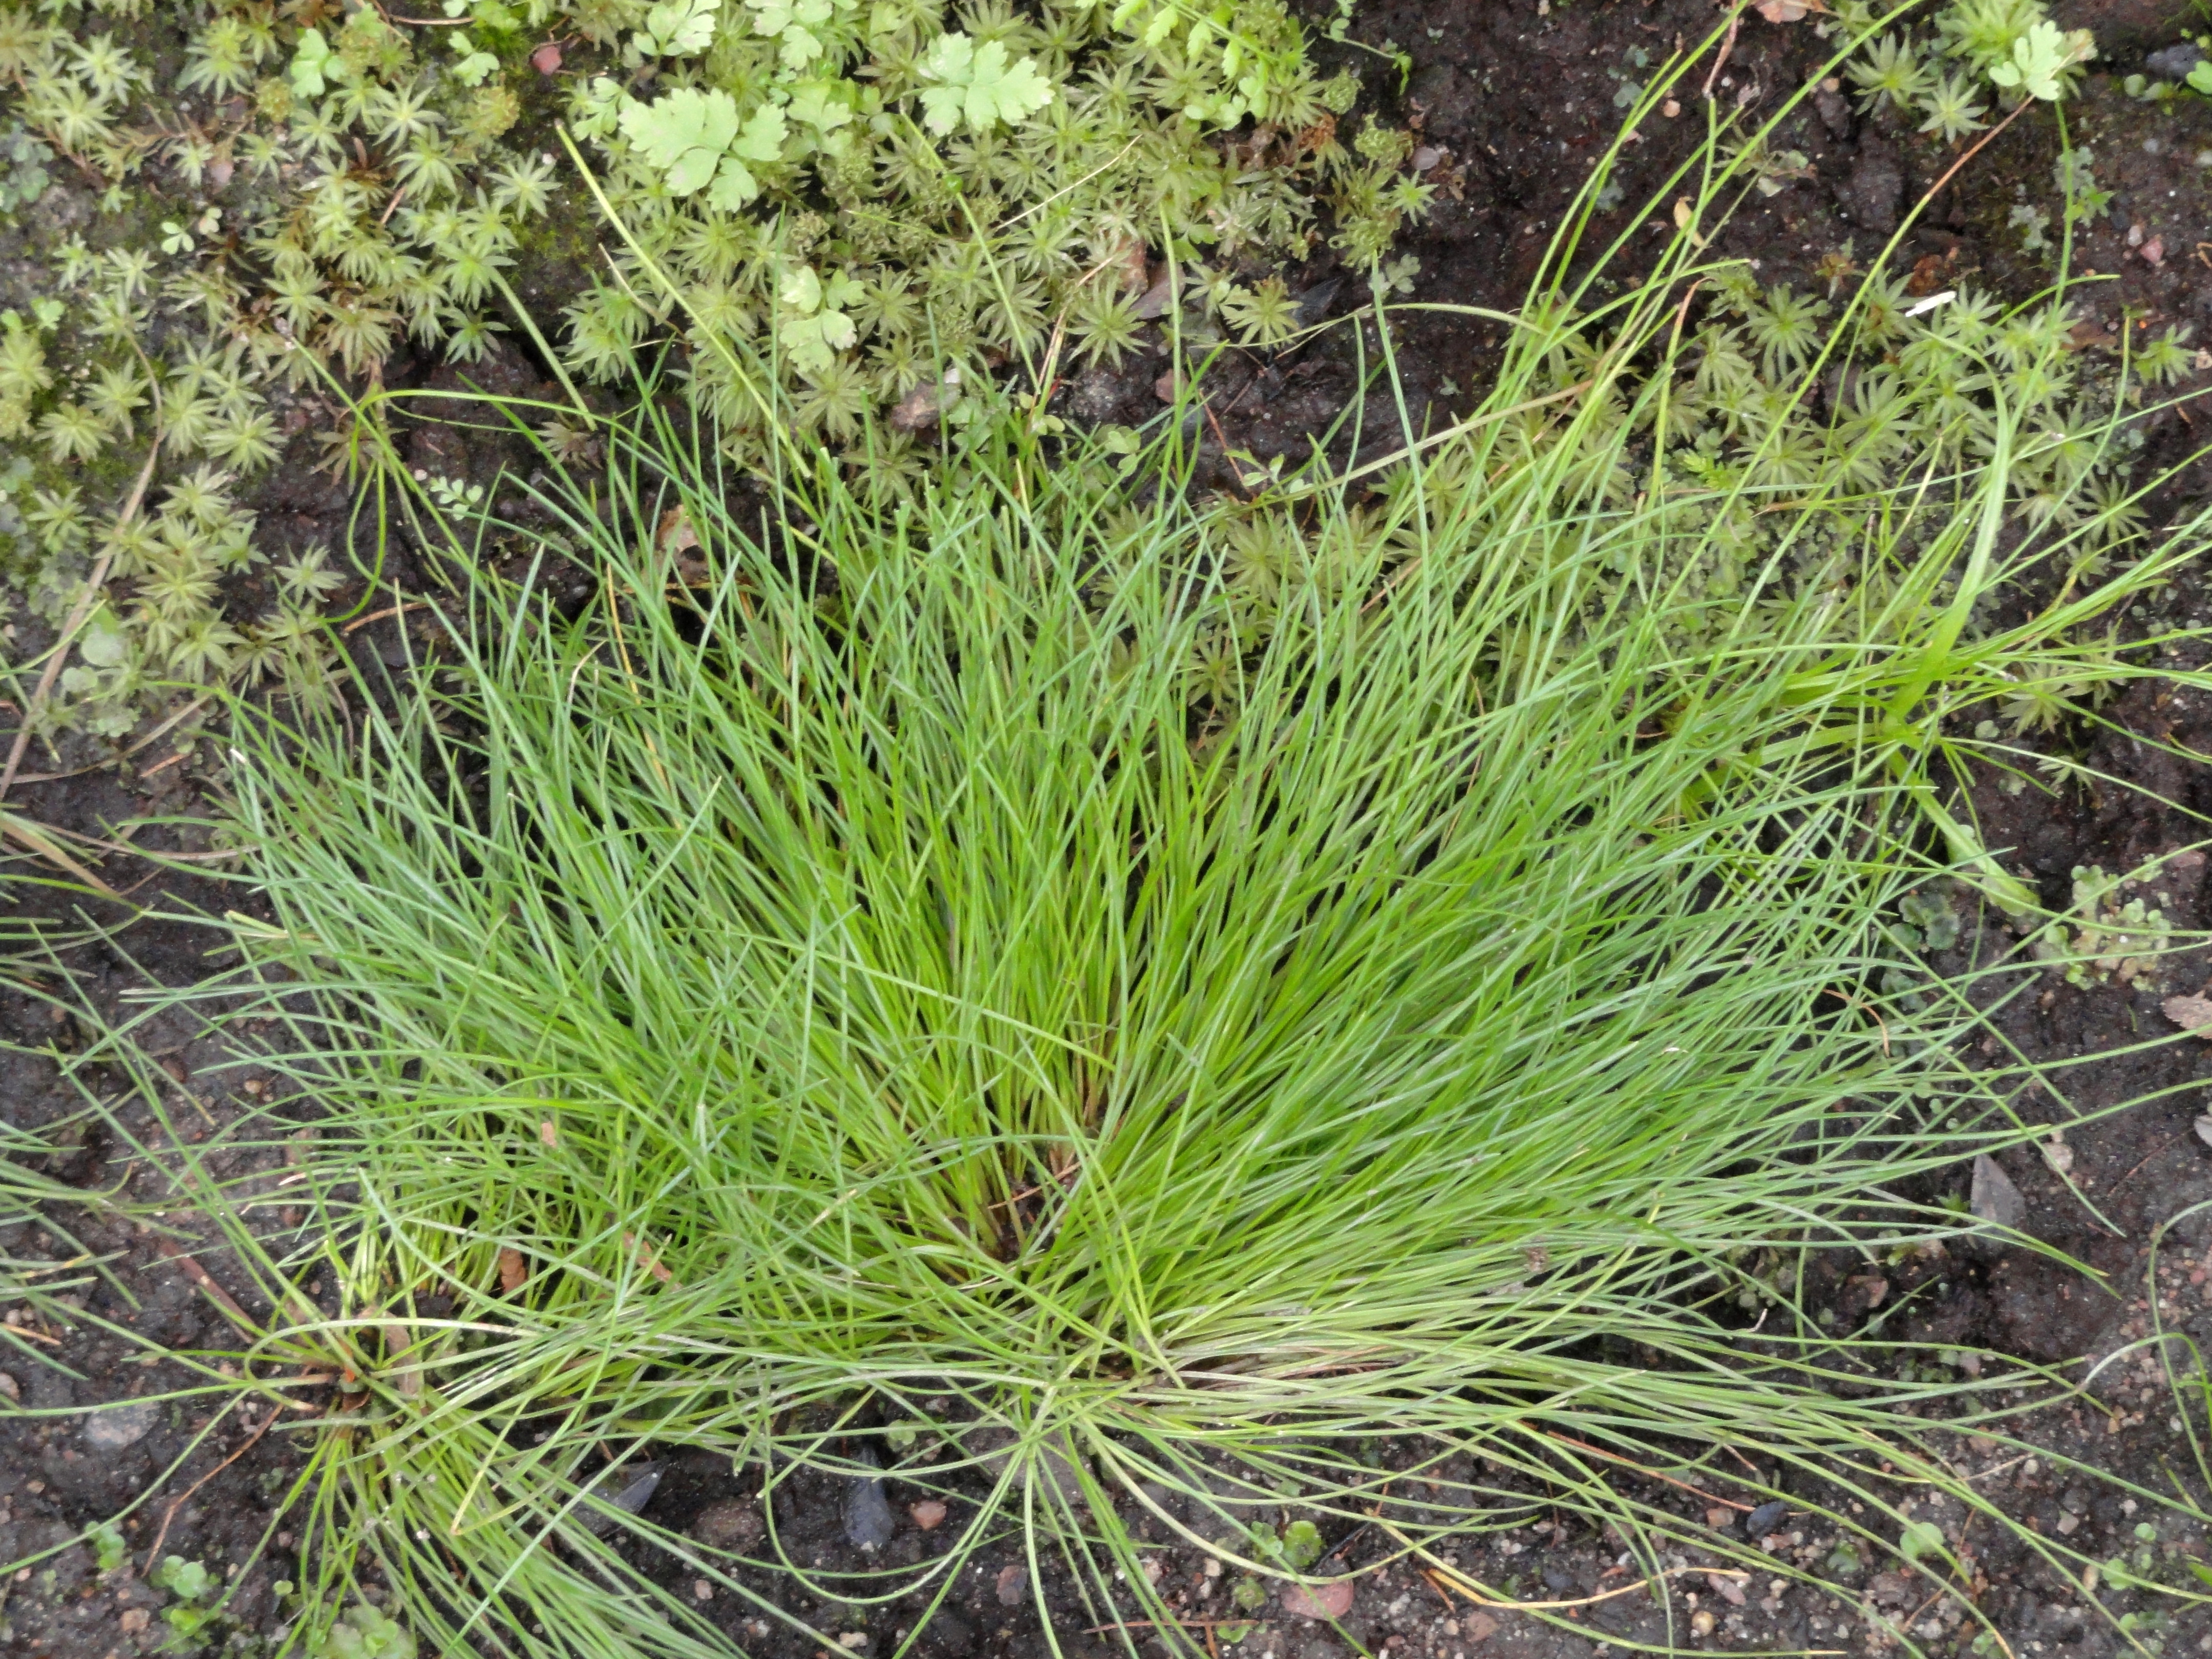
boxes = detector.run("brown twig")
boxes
[1539,1427,1755,1512]
[340,601,428,636]
[1700,10,1741,100]
[145,1400,274,1565]
[154,1238,260,1339]
[1821,985,1891,1054]
[1389,1527,1803,1620]
[2111,1126,2195,1194]
[1911,97,2032,220]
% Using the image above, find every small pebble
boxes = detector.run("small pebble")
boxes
[844,1449,896,1550]
[82,1399,159,1453]
[1743,1499,1789,1540]
[909,1499,947,1531]
[691,1500,763,1550]
[2147,42,2207,81]
[995,1563,1029,1606]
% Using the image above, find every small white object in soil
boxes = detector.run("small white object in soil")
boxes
[82,1398,159,1452]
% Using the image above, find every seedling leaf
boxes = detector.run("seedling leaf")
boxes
[89,1520,126,1573]
[1899,1520,1948,1565]
[620,88,741,195]
[1986,22,2092,102]
[638,0,720,56]
[917,32,1054,134]
[290,27,334,98]
[775,265,861,372]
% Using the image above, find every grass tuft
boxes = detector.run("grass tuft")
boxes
[99,271,2207,1654]
[24,98,2212,1645]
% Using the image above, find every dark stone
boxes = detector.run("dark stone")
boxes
[690,1499,764,1551]
[579,1462,660,1535]
[1064,367,1135,426]
[1406,65,1477,138]
[920,1610,974,1656]
[24,1363,76,1412]
[2146,42,2206,80]
[1295,278,1344,328]
[1742,1499,1789,1540]
[843,1448,896,1549]
[1814,84,1852,139]
[1839,134,1902,233]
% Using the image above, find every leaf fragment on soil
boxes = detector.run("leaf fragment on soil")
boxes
[2162,992,2212,1034]
[1969,1154,2024,1231]
[1281,1579,1354,1620]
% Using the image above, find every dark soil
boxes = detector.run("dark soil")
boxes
[11,2,2212,1656]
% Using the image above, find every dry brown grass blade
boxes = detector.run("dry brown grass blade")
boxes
[0,810,121,899]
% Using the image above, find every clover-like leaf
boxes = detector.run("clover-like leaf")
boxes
[786,79,855,134]
[779,265,824,315]
[733,101,787,160]
[620,87,742,195]
[78,603,127,669]
[916,31,1054,134]
[574,75,626,141]
[776,265,861,373]
[637,0,720,56]
[703,103,787,208]
[291,27,335,98]
[747,0,831,37]
[154,1556,215,1603]
[1986,20,2092,102]
[450,46,500,85]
